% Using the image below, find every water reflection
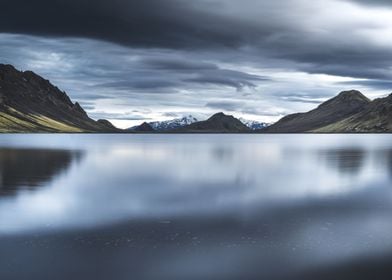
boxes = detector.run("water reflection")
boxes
[212,146,234,162]
[319,148,366,175]
[388,150,392,177]
[0,135,391,280]
[0,149,83,196]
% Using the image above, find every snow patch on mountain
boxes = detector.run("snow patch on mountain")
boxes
[239,118,270,130]
[149,115,199,131]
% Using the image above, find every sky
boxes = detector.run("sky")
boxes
[1,0,392,128]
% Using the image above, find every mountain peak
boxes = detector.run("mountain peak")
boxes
[0,64,17,73]
[208,112,233,121]
[133,122,155,132]
[0,64,117,132]
[319,89,370,109]
[317,92,392,132]
[336,90,369,101]
[264,90,372,133]
[0,64,21,80]
[182,114,197,121]
[142,115,198,131]
[175,112,250,133]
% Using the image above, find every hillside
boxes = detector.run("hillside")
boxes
[262,90,371,133]
[149,115,198,131]
[173,112,250,133]
[1,65,391,134]
[131,122,155,132]
[0,64,117,132]
[316,93,392,133]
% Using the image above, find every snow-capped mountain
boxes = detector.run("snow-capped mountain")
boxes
[149,115,199,131]
[239,118,270,130]
[128,115,269,131]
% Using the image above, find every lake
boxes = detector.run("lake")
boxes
[0,134,392,280]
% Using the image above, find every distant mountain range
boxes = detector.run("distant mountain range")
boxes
[130,113,251,133]
[150,115,198,131]
[0,64,117,132]
[128,115,198,132]
[1,64,391,133]
[171,112,251,133]
[128,115,268,132]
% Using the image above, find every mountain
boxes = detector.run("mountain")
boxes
[239,118,270,130]
[131,122,155,132]
[316,93,392,132]
[127,115,198,132]
[262,90,371,133]
[0,64,117,132]
[0,148,82,196]
[149,115,198,131]
[97,119,118,130]
[2,64,389,134]
[173,112,251,133]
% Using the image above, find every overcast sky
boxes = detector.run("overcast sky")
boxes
[1,0,392,128]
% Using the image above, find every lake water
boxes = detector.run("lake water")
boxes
[0,134,392,280]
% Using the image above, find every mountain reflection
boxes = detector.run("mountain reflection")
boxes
[319,148,366,175]
[0,148,82,196]
[388,150,392,177]
[212,146,234,162]
[0,135,392,280]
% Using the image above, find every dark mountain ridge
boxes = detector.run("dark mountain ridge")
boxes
[172,112,250,133]
[316,93,392,132]
[262,90,372,133]
[132,122,155,132]
[1,63,391,133]
[0,64,117,132]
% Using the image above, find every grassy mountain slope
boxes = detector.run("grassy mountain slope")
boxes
[262,90,371,133]
[316,93,392,133]
[0,64,118,132]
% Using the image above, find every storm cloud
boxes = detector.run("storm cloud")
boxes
[1,0,392,127]
[0,0,261,49]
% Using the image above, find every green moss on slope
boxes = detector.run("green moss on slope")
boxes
[0,107,86,133]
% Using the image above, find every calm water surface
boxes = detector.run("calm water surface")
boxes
[0,134,392,280]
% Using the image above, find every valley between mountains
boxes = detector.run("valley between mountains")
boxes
[1,64,391,133]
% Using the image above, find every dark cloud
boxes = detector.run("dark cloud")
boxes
[138,58,218,71]
[276,91,333,104]
[2,0,392,127]
[2,0,392,81]
[98,80,180,91]
[205,101,246,111]
[72,93,114,100]
[0,0,264,50]
[93,58,268,92]
[280,50,392,80]
[349,0,392,6]
[338,80,392,90]
[185,69,269,90]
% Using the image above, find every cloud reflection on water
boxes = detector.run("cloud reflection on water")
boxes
[0,135,392,280]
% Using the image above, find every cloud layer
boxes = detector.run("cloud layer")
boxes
[1,0,392,127]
